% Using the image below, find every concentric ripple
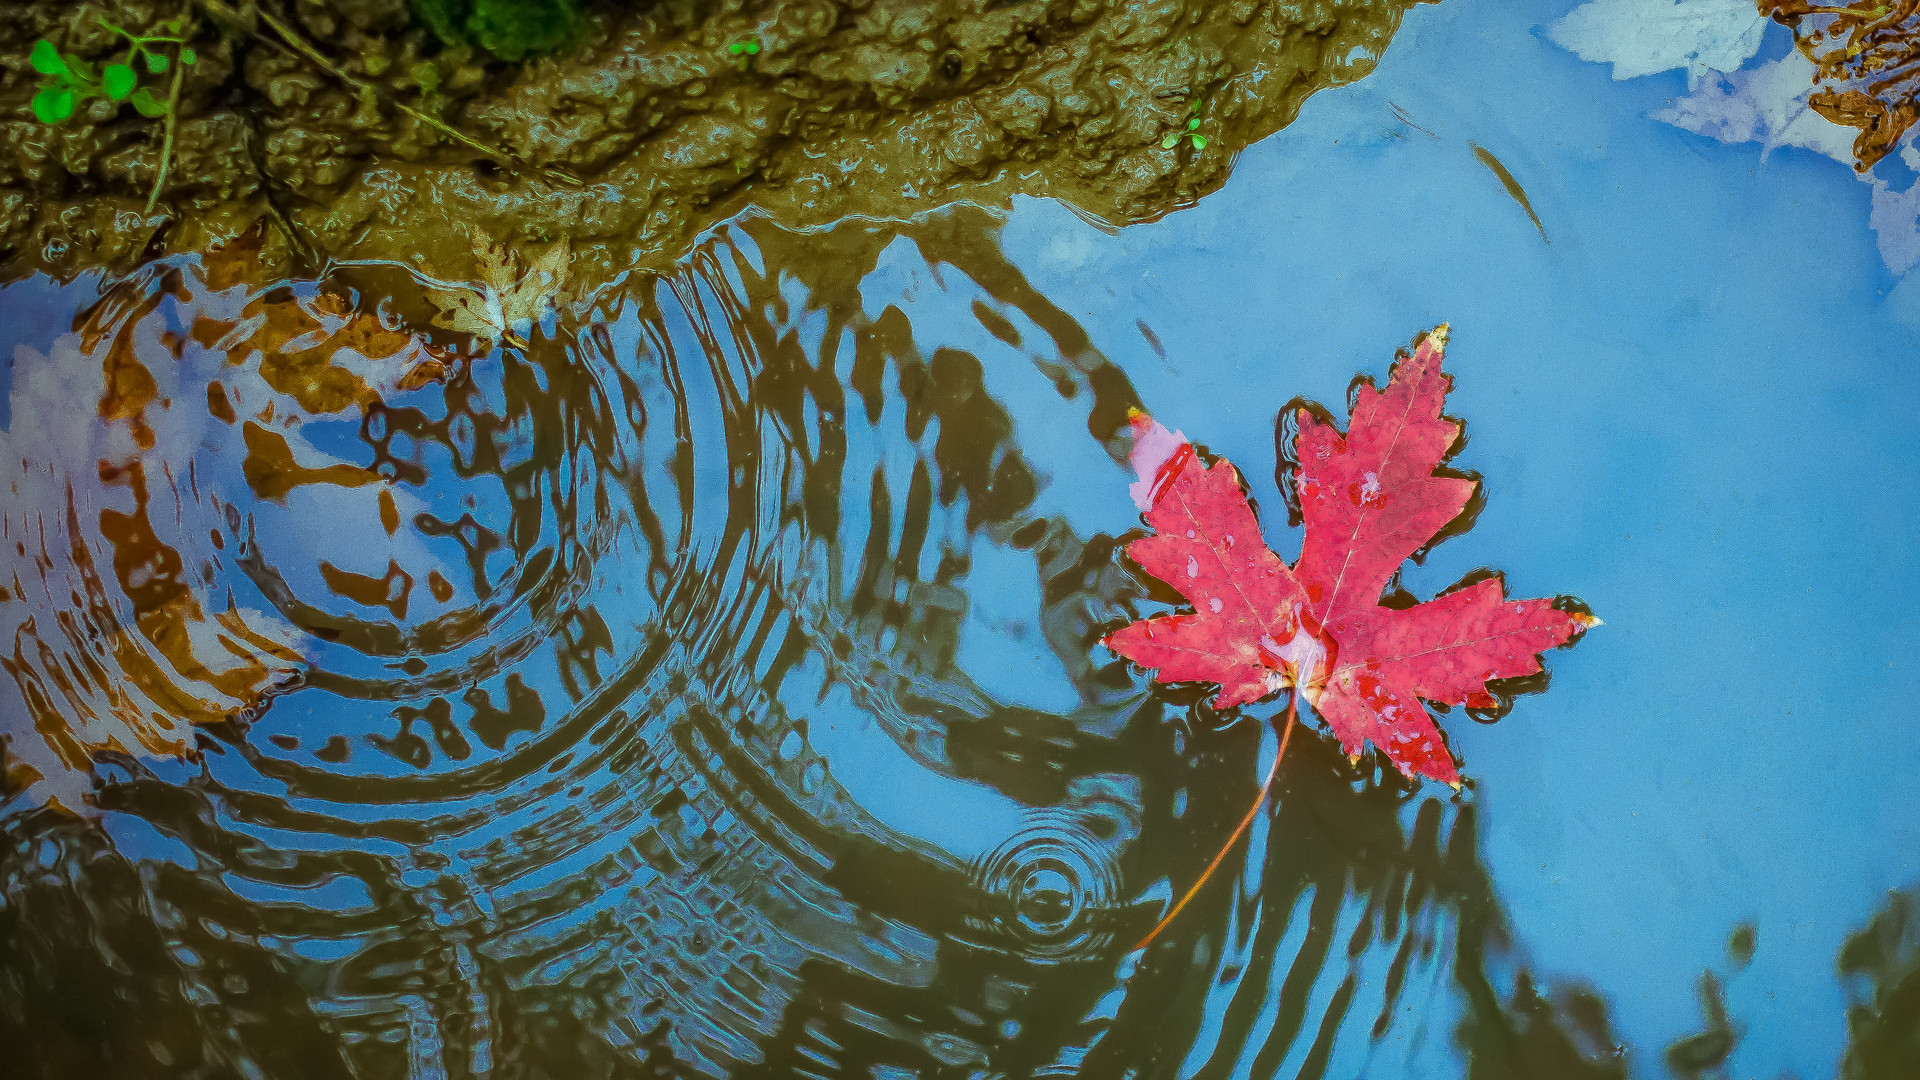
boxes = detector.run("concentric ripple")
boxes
[969,812,1124,961]
[1,208,1539,1080]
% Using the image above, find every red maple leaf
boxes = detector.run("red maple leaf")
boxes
[1103,326,1593,785]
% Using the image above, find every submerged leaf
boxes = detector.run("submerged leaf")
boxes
[424,227,571,348]
[1546,0,1766,86]
[1103,327,1593,784]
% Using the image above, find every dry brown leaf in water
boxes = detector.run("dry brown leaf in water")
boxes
[425,228,571,349]
[1767,0,1920,170]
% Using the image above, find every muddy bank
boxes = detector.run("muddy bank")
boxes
[0,0,1423,292]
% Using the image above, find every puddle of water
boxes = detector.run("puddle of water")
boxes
[1068,0,1920,1071]
[4,0,1919,1077]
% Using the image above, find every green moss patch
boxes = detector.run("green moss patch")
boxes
[411,0,579,61]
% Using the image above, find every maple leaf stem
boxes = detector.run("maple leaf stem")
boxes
[1132,694,1298,954]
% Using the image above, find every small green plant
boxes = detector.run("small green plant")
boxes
[727,38,761,71]
[29,19,196,125]
[31,16,199,213]
[1162,100,1209,152]
[28,41,93,123]
[99,18,197,82]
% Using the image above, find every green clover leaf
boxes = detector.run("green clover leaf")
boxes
[130,86,168,118]
[31,40,70,78]
[1191,134,1207,150]
[180,47,196,65]
[104,63,137,101]
[146,51,169,74]
[31,86,76,124]
[1161,133,1180,149]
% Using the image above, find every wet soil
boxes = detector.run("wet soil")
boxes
[0,0,1421,292]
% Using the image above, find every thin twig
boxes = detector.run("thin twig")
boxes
[145,40,189,214]
[204,0,581,187]
[1133,694,1299,953]
[237,119,318,268]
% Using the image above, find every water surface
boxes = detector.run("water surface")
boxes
[4,0,1918,1077]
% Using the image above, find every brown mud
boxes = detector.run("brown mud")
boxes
[0,0,1423,294]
